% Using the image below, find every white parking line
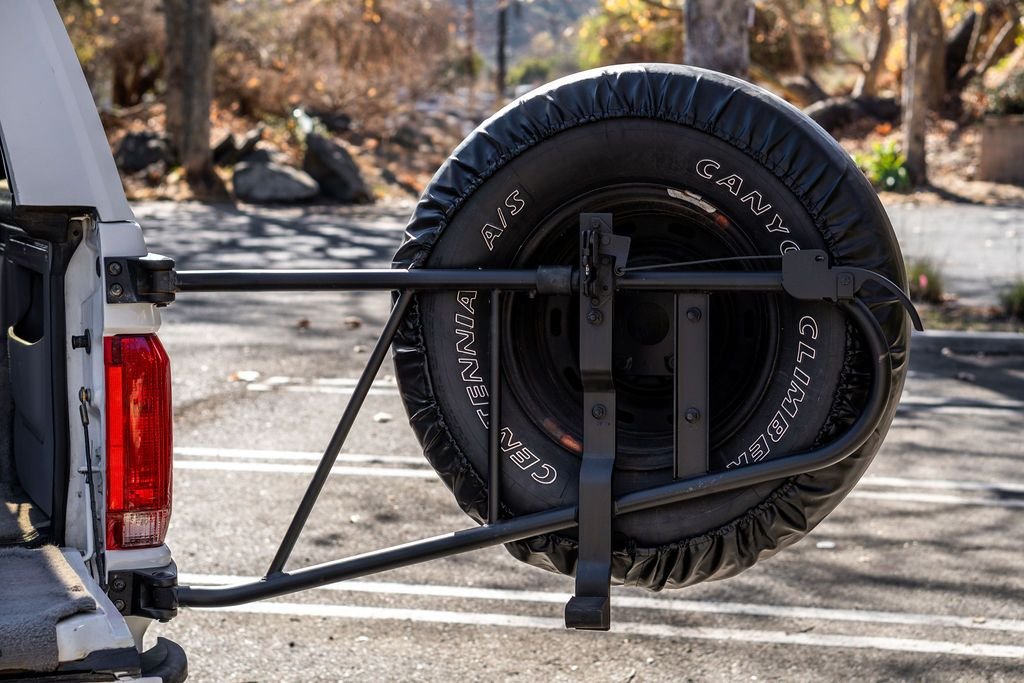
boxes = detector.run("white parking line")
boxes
[198,601,1024,659]
[179,572,1024,635]
[861,476,1024,496]
[173,449,1024,510]
[174,460,437,478]
[849,490,1024,509]
[174,446,425,466]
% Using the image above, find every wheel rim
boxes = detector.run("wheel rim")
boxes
[502,184,780,470]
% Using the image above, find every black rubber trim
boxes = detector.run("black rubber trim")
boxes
[140,637,188,683]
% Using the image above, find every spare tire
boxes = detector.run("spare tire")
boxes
[392,64,908,590]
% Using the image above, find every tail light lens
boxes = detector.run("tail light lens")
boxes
[104,334,172,550]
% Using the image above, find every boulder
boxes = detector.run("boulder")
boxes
[309,109,353,134]
[236,126,265,160]
[242,141,290,165]
[233,161,319,203]
[212,133,238,165]
[302,134,372,204]
[115,132,170,173]
[804,96,900,134]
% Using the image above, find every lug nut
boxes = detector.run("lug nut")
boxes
[108,283,124,298]
[685,408,701,423]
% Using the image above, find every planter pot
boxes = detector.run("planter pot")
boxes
[980,114,1024,184]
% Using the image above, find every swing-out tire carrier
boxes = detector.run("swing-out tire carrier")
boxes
[171,245,914,628]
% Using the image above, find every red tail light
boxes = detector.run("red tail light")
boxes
[104,334,172,550]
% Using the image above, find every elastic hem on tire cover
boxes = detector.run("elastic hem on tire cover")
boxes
[392,64,908,590]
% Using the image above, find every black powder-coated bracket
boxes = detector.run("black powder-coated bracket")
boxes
[565,214,630,631]
[166,219,921,627]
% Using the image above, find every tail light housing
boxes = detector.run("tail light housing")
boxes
[104,334,172,550]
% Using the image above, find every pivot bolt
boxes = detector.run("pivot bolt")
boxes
[686,307,702,323]
[108,283,124,298]
[685,408,701,423]
[591,404,607,420]
[107,261,122,276]
[586,309,604,325]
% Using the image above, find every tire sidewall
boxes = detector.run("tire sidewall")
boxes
[418,120,848,544]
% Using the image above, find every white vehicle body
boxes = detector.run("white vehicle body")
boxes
[0,2,184,680]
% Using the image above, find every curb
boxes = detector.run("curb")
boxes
[912,329,1024,355]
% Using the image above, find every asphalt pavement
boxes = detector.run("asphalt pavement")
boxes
[132,200,1024,682]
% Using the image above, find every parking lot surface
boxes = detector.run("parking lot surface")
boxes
[137,201,1024,682]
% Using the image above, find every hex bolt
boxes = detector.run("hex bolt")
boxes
[591,404,607,420]
[107,261,122,276]
[685,408,701,423]
[114,599,127,612]
[109,283,124,298]
[686,307,702,323]
[111,578,127,592]
[586,309,604,325]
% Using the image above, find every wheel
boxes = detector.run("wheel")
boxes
[392,64,909,590]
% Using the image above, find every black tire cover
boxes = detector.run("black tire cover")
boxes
[392,64,909,590]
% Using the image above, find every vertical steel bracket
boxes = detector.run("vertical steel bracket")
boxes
[565,213,630,630]
[674,293,709,478]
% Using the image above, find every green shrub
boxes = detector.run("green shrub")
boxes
[507,56,555,86]
[854,142,911,193]
[906,258,945,304]
[1001,280,1024,320]
[987,70,1024,116]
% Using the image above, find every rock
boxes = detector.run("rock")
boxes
[804,96,900,134]
[236,126,265,160]
[390,123,429,149]
[309,109,353,134]
[780,74,828,106]
[233,161,319,203]
[212,133,238,165]
[302,133,372,204]
[242,140,289,165]
[115,132,170,173]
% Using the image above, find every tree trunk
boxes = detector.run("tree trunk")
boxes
[903,0,941,186]
[495,0,508,102]
[685,0,750,78]
[853,0,891,98]
[163,0,214,189]
[776,0,807,75]
[924,0,946,109]
[465,0,476,111]
[819,0,834,55]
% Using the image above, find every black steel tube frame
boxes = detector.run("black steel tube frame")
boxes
[175,262,895,609]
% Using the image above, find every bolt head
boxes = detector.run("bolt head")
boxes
[686,307,702,323]
[109,283,124,298]
[685,408,701,423]
[586,309,604,325]
[107,261,122,276]
[112,578,127,592]
[114,599,127,611]
[591,404,607,419]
